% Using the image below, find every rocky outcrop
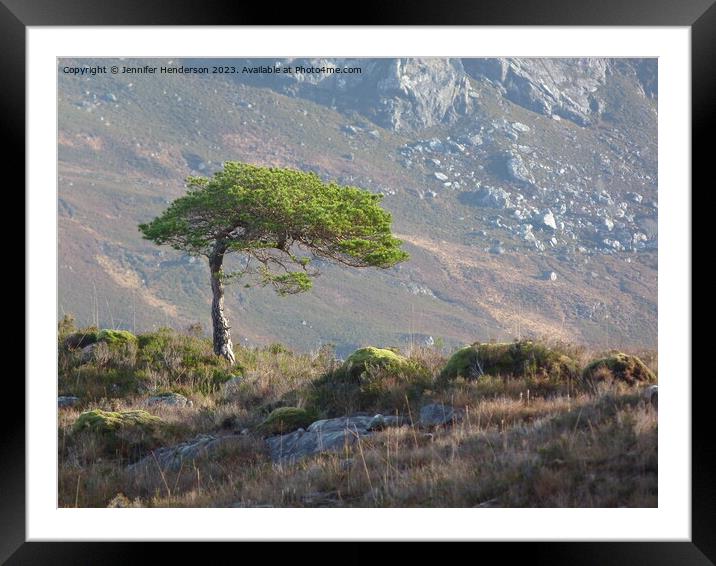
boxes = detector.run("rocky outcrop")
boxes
[129,434,244,473]
[419,403,464,427]
[464,58,610,126]
[146,392,192,408]
[643,384,658,409]
[233,58,476,131]
[463,58,656,126]
[266,414,406,464]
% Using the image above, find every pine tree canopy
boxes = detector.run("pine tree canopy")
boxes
[139,162,409,295]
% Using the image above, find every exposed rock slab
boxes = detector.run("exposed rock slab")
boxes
[267,414,406,464]
[129,434,244,473]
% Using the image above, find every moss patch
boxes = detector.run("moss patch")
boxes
[97,329,138,347]
[257,407,317,436]
[308,347,431,416]
[73,409,163,434]
[440,340,579,381]
[341,347,409,379]
[72,409,166,460]
[582,353,656,386]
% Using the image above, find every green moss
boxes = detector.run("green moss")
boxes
[582,352,656,386]
[440,340,579,381]
[440,346,479,380]
[341,347,409,379]
[257,407,317,436]
[307,347,431,416]
[73,409,163,434]
[97,329,138,346]
[71,409,168,461]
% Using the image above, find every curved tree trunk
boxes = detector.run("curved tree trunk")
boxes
[209,244,236,364]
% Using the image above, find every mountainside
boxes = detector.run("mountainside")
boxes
[58,57,658,355]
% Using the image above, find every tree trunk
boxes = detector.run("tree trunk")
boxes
[209,245,236,364]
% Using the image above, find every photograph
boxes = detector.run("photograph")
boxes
[56,56,660,509]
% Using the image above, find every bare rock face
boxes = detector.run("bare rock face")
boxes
[419,403,464,427]
[220,56,655,132]
[463,58,610,126]
[240,58,475,131]
[128,434,243,473]
[371,58,475,130]
[265,414,407,464]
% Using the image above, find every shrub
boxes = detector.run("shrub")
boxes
[307,347,432,415]
[256,407,317,436]
[440,340,579,381]
[340,347,410,379]
[63,328,100,350]
[72,409,166,460]
[63,328,136,351]
[136,328,242,394]
[582,352,656,386]
[138,328,221,370]
[58,366,149,399]
[267,343,291,355]
[58,314,77,340]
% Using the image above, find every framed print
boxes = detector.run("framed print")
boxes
[7,0,708,561]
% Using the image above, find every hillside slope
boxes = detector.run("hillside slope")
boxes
[58,57,657,354]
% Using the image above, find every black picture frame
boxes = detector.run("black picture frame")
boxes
[6,0,706,562]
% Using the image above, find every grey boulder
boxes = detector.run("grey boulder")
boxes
[643,385,658,409]
[267,414,406,464]
[146,392,192,408]
[419,403,464,427]
[58,395,80,408]
[129,434,242,473]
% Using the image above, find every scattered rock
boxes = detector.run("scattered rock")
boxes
[80,343,97,363]
[419,403,463,427]
[471,187,512,209]
[64,331,99,350]
[58,396,80,408]
[129,434,244,473]
[643,385,658,409]
[367,414,406,430]
[489,242,505,255]
[542,211,557,230]
[257,407,317,436]
[266,426,360,464]
[266,414,405,464]
[146,392,192,408]
[506,153,534,186]
[222,375,245,392]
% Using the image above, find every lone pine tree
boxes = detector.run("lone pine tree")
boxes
[139,162,409,363]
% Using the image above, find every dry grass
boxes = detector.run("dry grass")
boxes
[58,327,657,508]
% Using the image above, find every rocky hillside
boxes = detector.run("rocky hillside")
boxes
[58,57,657,355]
